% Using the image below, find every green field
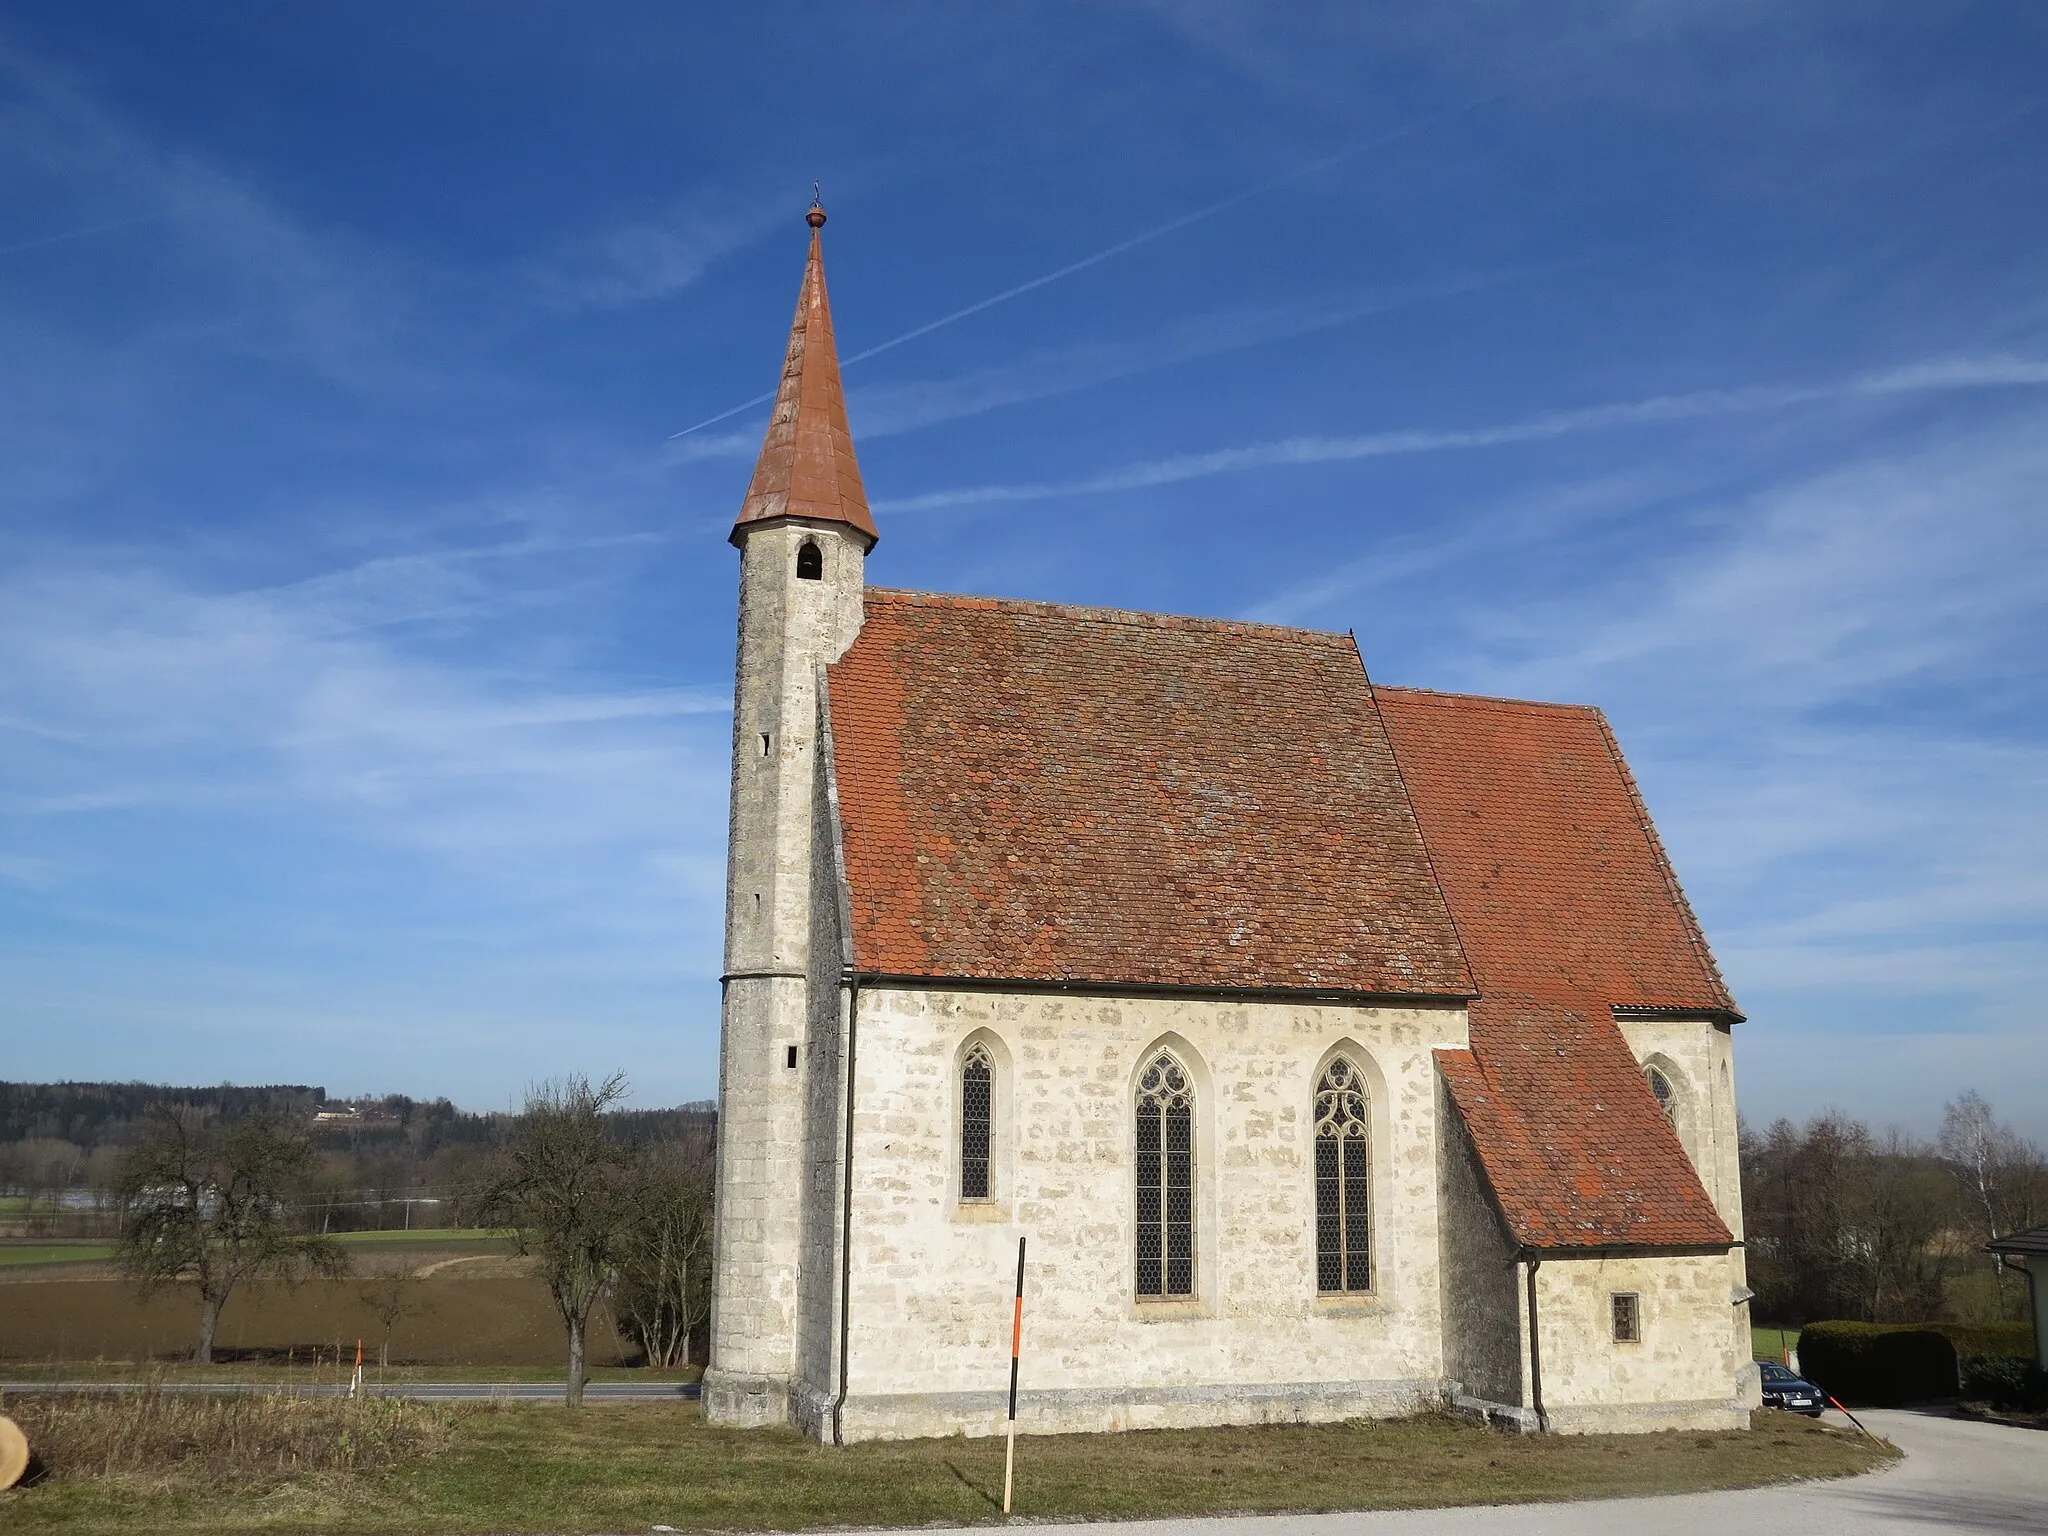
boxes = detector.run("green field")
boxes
[0,1361,692,1386]
[1754,1325,1799,1361]
[332,1228,507,1246]
[0,1230,507,1271]
[0,1398,1893,1535]
[0,1245,116,1268]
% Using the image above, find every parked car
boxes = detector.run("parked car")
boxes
[1759,1360,1826,1416]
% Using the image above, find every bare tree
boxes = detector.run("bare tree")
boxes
[1940,1091,2048,1317]
[612,1130,716,1368]
[358,1261,435,1369]
[114,1105,347,1363]
[460,1073,633,1406]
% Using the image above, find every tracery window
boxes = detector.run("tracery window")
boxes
[1134,1051,1194,1299]
[960,1044,993,1201]
[1314,1057,1372,1293]
[1645,1066,1677,1124]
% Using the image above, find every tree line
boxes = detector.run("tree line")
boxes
[0,1079,713,1239]
[101,1075,714,1405]
[1741,1090,2045,1328]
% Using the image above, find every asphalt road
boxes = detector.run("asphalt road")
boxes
[0,1379,700,1401]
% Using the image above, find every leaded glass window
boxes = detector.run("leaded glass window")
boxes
[960,1044,993,1201]
[1135,1051,1194,1299]
[1645,1066,1676,1124]
[1314,1057,1372,1293]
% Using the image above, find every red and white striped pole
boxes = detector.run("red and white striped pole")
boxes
[1003,1235,1025,1515]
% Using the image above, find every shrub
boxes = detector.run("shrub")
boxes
[1797,1322,1957,1406]
[1960,1355,2048,1410]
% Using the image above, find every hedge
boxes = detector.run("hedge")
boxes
[1930,1321,2033,1361]
[1797,1322,1958,1406]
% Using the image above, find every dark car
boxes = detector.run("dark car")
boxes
[1759,1360,1826,1416]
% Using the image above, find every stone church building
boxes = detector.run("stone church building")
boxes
[705,206,1758,1444]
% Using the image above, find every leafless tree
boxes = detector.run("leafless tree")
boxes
[358,1260,435,1369]
[612,1130,716,1368]
[1939,1091,2048,1314]
[459,1073,634,1406]
[113,1105,347,1363]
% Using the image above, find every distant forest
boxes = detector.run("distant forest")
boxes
[0,1080,715,1235]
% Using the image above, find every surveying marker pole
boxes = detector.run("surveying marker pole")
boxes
[1003,1235,1026,1515]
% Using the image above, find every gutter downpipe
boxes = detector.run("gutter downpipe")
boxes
[831,973,861,1446]
[1524,1253,1549,1433]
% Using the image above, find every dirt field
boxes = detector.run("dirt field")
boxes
[0,1270,631,1367]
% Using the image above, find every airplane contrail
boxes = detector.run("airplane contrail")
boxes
[666,94,1510,441]
[0,211,174,261]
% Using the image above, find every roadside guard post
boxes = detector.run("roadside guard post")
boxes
[1004,1235,1025,1515]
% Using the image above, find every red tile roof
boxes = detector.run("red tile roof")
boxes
[1373,686,1734,1249]
[730,207,878,549]
[825,590,1474,996]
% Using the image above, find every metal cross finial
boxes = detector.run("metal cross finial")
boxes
[811,180,823,209]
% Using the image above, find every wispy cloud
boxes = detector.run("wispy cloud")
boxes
[1376,406,2048,1135]
[845,271,1526,439]
[872,356,2048,513]
[522,186,795,312]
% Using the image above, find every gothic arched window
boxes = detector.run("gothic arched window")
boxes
[1135,1050,1195,1299]
[960,1044,993,1201]
[795,541,823,580]
[1645,1065,1677,1124]
[1314,1057,1372,1293]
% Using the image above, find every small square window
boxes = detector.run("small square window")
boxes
[1611,1292,1641,1343]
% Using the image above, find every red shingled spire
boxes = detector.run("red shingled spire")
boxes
[729,201,879,549]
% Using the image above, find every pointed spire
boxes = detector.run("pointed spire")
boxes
[729,200,878,549]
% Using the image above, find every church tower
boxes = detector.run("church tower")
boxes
[703,202,876,1428]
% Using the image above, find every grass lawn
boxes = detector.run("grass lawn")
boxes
[1753,1325,1800,1362]
[0,1399,1891,1535]
[0,1246,116,1269]
[332,1229,510,1248]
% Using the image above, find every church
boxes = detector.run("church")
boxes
[703,205,1759,1444]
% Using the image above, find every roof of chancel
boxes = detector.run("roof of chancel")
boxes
[1374,685,1736,1250]
[824,589,1475,997]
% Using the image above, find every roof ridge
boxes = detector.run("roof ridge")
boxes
[865,587,1355,645]
[1373,684,1602,716]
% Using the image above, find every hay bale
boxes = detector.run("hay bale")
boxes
[0,1413,28,1490]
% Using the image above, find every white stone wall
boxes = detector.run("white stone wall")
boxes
[826,986,1471,1441]
[1531,1254,1749,1432]
[1614,1013,1758,1410]
[706,517,867,1428]
[1436,1089,1524,1417]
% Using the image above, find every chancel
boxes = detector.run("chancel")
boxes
[702,204,1758,1444]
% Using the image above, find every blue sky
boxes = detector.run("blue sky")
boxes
[1,4,2044,1136]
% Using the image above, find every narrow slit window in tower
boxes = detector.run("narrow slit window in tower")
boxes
[796,541,823,580]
